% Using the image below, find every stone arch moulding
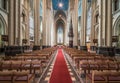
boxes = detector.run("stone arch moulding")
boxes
[0,14,7,35]
[113,15,120,35]
[93,8,99,24]
[55,19,66,44]
[22,9,26,17]
[54,10,66,19]
[94,7,99,16]
[55,18,66,26]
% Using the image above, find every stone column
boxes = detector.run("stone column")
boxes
[90,1,95,46]
[34,0,40,45]
[46,9,49,46]
[51,20,54,46]
[106,0,112,47]
[65,9,70,46]
[102,0,107,46]
[26,0,30,45]
[8,0,15,46]
[72,0,78,47]
[49,9,53,46]
[98,0,103,46]
[14,0,18,45]
[17,0,22,46]
[54,23,57,45]
[42,0,47,46]
[80,0,87,46]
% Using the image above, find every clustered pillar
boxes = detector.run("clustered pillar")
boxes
[80,0,87,46]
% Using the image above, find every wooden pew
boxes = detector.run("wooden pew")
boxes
[13,70,34,83]
[0,70,13,83]
[86,70,120,83]
[0,70,35,83]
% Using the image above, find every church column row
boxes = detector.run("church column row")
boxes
[81,0,113,47]
[8,0,31,46]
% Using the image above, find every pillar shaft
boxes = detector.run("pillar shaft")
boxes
[72,0,78,46]
[8,0,15,46]
[102,0,107,46]
[98,0,103,46]
[42,0,47,46]
[81,0,87,46]
[106,0,112,47]
[34,0,40,45]
[26,1,30,45]
[90,1,95,46]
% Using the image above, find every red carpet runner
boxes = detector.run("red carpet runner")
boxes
[49,49,72,83]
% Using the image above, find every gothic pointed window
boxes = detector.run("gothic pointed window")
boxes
[57,26,63,44]
[0,0,7,10]
[95,14,99,24]
[114,0,119,11]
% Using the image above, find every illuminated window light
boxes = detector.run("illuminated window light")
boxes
[58,3,63,8]
[59,14,62,17]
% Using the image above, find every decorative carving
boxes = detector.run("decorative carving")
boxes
[93,39,98,43]
[22,39,27,44]
[47,0,51,9]
[1,35,8,42]
[112,36,118,42]
[70,0,75,10]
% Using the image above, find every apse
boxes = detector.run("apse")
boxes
[57,26,63,44]
[52,0,69,10]
[56,19,64,44]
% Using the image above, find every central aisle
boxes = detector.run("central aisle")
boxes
[49,49,72,83]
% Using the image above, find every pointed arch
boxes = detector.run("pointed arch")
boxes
[113,15,120,35]
[0,14,7,47]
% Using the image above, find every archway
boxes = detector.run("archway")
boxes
[114,16,120,47]
[54,10,66,45]
[0,16,6,47]
[56,19,65,44]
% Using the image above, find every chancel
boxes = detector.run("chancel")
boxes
[0,0,120,83]
[57,26,63,44]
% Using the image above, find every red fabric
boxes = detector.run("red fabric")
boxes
[49,49,72,83]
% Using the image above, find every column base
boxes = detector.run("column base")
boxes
[80,46,87,51]
[97,47,115,57]
[73,46,78,49]
[42,45,51,49]
[90,46,97,51]
[33,45,41,50]
[115,48,120,55]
